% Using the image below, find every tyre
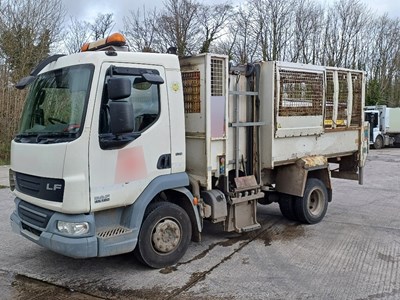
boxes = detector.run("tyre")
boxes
[134,202,192,268]
[373,135,383,149]
[294,178,328,224]
[278,194,298,221]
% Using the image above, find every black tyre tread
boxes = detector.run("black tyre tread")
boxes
[278,194,298,221]
[294,178,328,225]
[134,201,165,265]
[134,201,191,268]
[373,136,383,149]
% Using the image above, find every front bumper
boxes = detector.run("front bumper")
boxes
[10,198,97,258]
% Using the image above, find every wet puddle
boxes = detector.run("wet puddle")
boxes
[1,271,172,300]
[160,221,306,275]
[0,271,100,299]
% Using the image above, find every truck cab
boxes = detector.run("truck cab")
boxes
[365,108,382,148]
[10,34,199,267]
[365,105,400,148]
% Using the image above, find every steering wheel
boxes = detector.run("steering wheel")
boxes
[48,117,67,124]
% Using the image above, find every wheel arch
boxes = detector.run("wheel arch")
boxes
[164,187,202,242]
[308,168,332,202]
[126,173,202,248]
[275,156,331,200]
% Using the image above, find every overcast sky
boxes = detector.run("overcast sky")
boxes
[61,0,400,35]
[61,0,220,32]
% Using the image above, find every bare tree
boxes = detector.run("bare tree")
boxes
[0,0,65,81]
[158,0,201,56]
[290,0,324,64]
[63,17,91,54]
[251,0,295,61]
[123,7,161,52]
[366,15,400,105]
[0,0,66,163]
[90,13,114,40]
[217,5,259,64]
[198,3,232,53]
[322,0,370,67]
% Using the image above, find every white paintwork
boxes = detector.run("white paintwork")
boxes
[365,105,400,146]
[11,51,184,214]
[182,56,365,187]
[12,50,365,215]
[260,62,365,169]
[181,54,231,190]
[89,62,167,211]
[383,107,400,133]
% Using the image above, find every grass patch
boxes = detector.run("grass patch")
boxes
[0,185,8,189]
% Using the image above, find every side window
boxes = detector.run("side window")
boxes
[130,77,160,132]
[99,74,161,134]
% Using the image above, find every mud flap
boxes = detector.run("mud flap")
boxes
[275,156,329,197]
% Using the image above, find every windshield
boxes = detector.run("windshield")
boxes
[16,64,94,143]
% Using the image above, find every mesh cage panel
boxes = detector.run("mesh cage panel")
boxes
[325,71,334,124]
[211,58,224,96]
[351,73,362,126]
[277,70,324,116]
[337,71,348,121]
[182,71,201,113]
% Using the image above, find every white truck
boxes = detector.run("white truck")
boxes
[9,33,369,268]
[365,105,400,149]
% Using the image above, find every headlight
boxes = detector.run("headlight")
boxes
[57,221,89,235]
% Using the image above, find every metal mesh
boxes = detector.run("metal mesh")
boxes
[211,58,224,96]
[277,70,324,116]
[324,70,363,128]
[351,73,362,126]
[325,71,334,124]
[182,71,201,113]
[337,71,348,121]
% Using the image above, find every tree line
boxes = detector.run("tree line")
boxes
[0,0,399,162]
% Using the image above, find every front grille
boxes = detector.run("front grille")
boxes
[15,172,64,202]
[21,222,42,236]
[17,173,41,193]
[18,200,54,229]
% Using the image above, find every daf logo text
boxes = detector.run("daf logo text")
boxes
[46,183,63,191]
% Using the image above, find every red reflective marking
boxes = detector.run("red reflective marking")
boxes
[115,147,147,183]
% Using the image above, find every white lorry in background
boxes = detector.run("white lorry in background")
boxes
[365,105,400,149]
[9,33,369,268]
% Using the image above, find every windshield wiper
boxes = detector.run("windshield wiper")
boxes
[14,132,77,144]
[35,132,77,143]
[14,133,38,142]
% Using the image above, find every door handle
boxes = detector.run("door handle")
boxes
[157,154,171,169]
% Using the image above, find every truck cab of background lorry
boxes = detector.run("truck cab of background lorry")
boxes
[364,108,381,148]
[10,37,200,268]
[365,105,400,148]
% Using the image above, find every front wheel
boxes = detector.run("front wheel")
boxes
[134,202,192,268]
[294,178,328,224]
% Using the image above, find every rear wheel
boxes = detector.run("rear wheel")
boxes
[294,178,328,224]
[134,202,192,268]
[278,194,298,221]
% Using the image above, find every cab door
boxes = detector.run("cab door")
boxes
[88,63,171,211]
